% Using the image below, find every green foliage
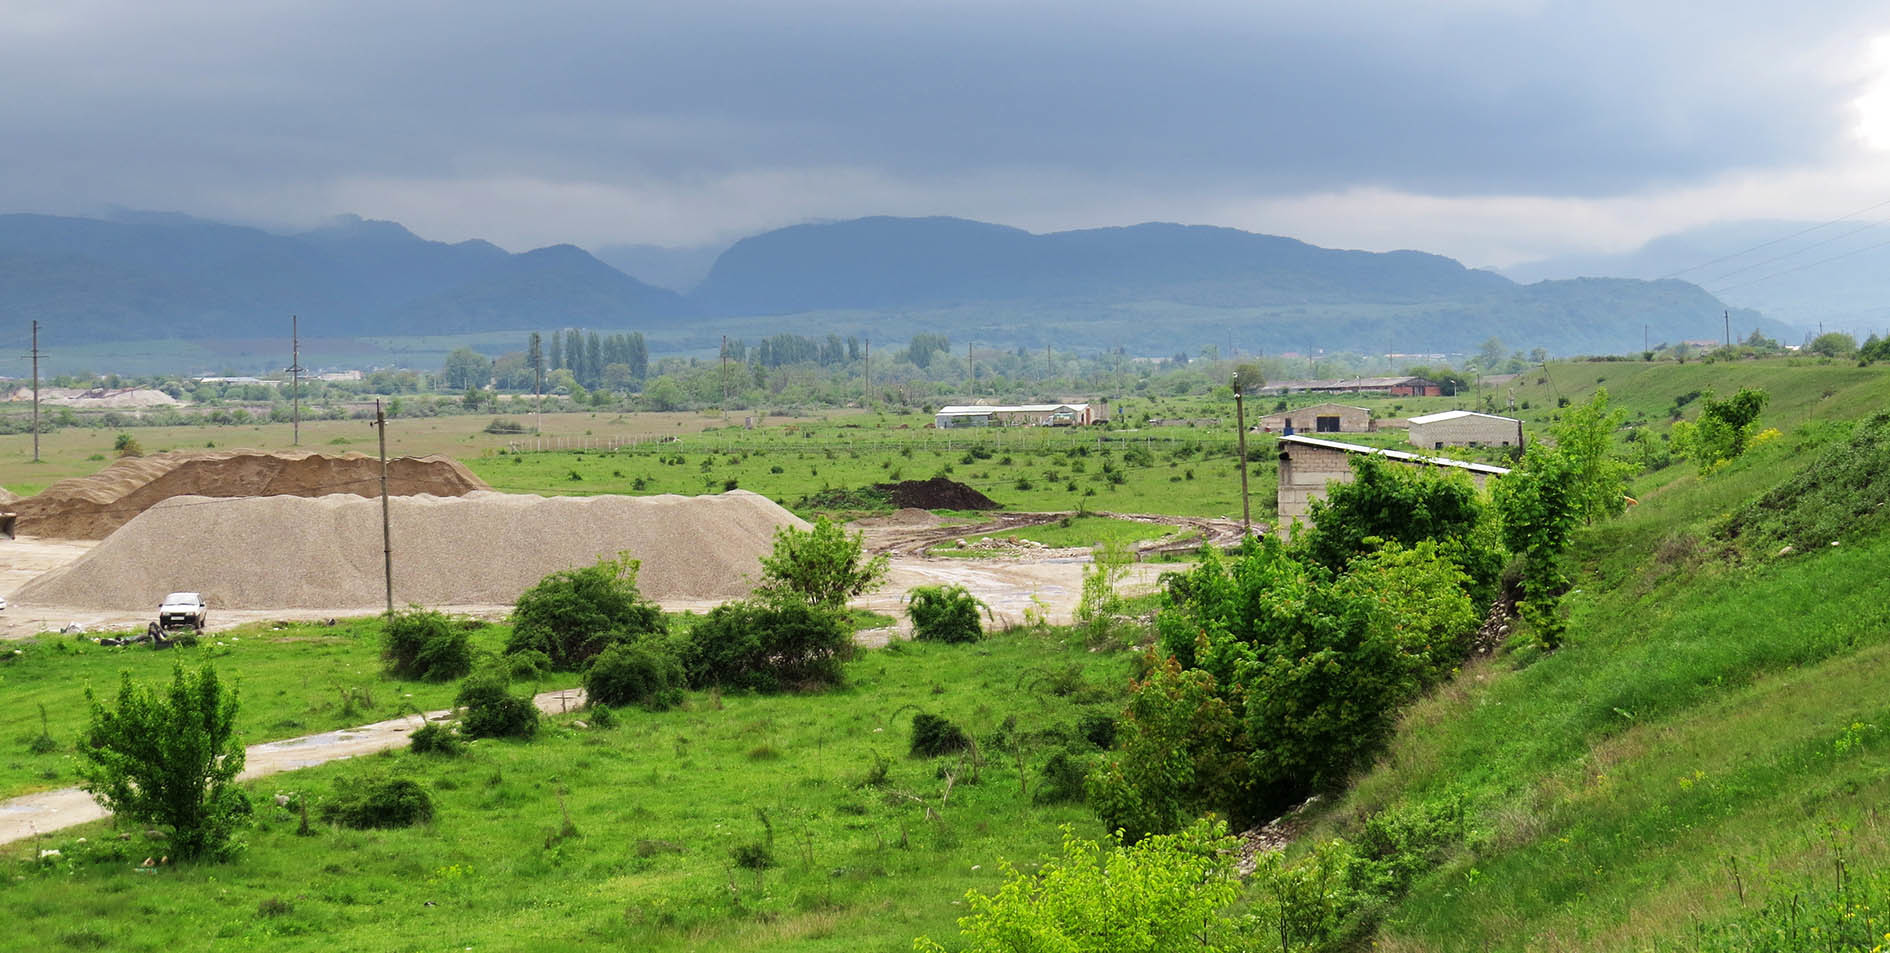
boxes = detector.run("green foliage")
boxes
[757,516,889,609]
[76,663,249,860]
[382,609,474,682]
[1076,538,1134,645]
[1673,387,1770,474]
[678,600,851,692]
[320,776,435,829]
[408,720,464,756]
[1302,453,1502,604]
[455,670,540,739]
[1806,331,1859,358]
[504,648,553,681]
[1546,387,1638,523]
[1719,413,1890,556]
[1087,654,1242,840]
[913,820,1252,953]
[583,641,685,711]
[506,553,666,670]
[909,712,972,757]
[1035,746,1093,804]
[1494,445,1582,649]
[906,584,989,643]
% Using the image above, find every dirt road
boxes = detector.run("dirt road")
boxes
[0,687,586,849]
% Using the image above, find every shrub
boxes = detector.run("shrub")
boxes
[1035,746,1092,804]
[679,600,851,692]
[584,642,684,711]
[76,663,249,860]
[321,776,434,829]
[506,554,666,670]
[1302,454,1502,605]
[730,842,774,870]
[408,721,463,756]
[756,515,889,609]
[456,671,540,739]
[504,649,553,682]
[905,585,989,644]
[1076,710,1117,749]
[910,712,971,758]
[382,610,473,682]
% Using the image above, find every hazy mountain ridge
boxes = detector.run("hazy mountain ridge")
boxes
[0,211,1790,357]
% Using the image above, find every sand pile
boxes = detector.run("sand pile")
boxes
[14,449,490,539]
[15,490,804,611]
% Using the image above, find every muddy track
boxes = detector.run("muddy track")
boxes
[861,511,1251,560]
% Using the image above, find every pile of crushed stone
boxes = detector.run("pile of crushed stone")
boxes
[13,449,489,539]
[874,478,1000,511]
[14,490,804,610]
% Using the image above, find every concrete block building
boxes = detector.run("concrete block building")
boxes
[1275,434,1509,526]
[1406,410,1524,449]
[1256,402,1371,435]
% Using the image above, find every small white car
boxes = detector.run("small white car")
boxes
[157,592,207,630]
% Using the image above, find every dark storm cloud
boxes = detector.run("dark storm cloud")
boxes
[0,0,1881,243]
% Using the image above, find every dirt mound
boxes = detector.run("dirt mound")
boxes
[874,478,999,511]
[14,490,804,610]
[13,450,490,539]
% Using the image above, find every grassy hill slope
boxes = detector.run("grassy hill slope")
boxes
[1300,358,1890,951]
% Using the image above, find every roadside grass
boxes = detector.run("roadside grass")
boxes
[926,515,1198,557]
[0,627,1135,953]
[0,617,570,800]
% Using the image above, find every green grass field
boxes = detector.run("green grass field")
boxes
[0,628,1130,953]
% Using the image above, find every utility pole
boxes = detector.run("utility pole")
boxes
[371,399,393,619]
[1644,324,1649,354]
[1046,343,1051,379]
[1233,376,1251,533]
[720,334,729,404]
[967,341,974,397]
[30,320,40,463]
[286,315,303,446]
[863,337,871,405]
[1724,310,1731,349]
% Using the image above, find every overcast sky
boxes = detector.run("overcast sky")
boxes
[4,0,1889,267]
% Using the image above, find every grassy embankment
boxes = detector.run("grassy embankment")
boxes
[1293,357,1890,951]
[0,624,1131,953]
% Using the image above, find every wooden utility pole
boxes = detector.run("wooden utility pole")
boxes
[1045,343,1051,379]
[863,337,871,404]
[967,342,973,396]
[30,320,39,463]
[721,334,729,404]
[286,315,303,446]
[1724,310,1731,349]
[372,400,393,619]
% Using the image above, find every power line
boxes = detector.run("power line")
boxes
[1708,234,1890,297]
[1700,219,1885,285]
[1661,196,1890,279]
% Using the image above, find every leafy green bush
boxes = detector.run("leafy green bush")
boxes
[1302,453,1502,605]
[506,554,666,670]
[320,776,434,829]
[76,663,250,860]
[1672,387,1770,473]
[1718,413,1890,557]
[583,642,684,711]
[456,671,539,739]
[504,649,553,681]
[679,600,851,692]
[756,515,889,609]
[910,713,971,757]
[914,820,1251,952]
[408,721,463,756]
[905,584,988,643]
[1034,746,1091,804]
[382,610,473,682]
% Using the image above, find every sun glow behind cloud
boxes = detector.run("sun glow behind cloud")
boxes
[1855,35,1890,150]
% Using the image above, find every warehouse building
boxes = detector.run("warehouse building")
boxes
[934,403,1097,428]
[1256,402,1372,435]
[1406,410,1524,449]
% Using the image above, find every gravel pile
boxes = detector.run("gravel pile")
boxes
[14,449,489,539]
[14,490,804,610]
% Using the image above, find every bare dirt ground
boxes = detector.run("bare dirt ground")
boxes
[0,687,587,848]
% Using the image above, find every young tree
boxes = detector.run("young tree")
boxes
[756,515,889,609]
[1494,446,1581,649]
[1672,387,1770,474]
[1547,388,1637,523]
[77,663,249,860]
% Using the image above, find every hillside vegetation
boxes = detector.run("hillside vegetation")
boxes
[1286,357,1890,951]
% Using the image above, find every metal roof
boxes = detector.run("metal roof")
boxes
[1277,433,1511,476]
[1406,410,1521,425]
[935,404,1087,416]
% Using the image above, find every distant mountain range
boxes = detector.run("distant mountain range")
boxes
[0,211,1794,361]
[1503,219,1890,338]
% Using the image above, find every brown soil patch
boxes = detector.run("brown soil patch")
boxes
[874,477,999,511]
[12,449,490,539]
